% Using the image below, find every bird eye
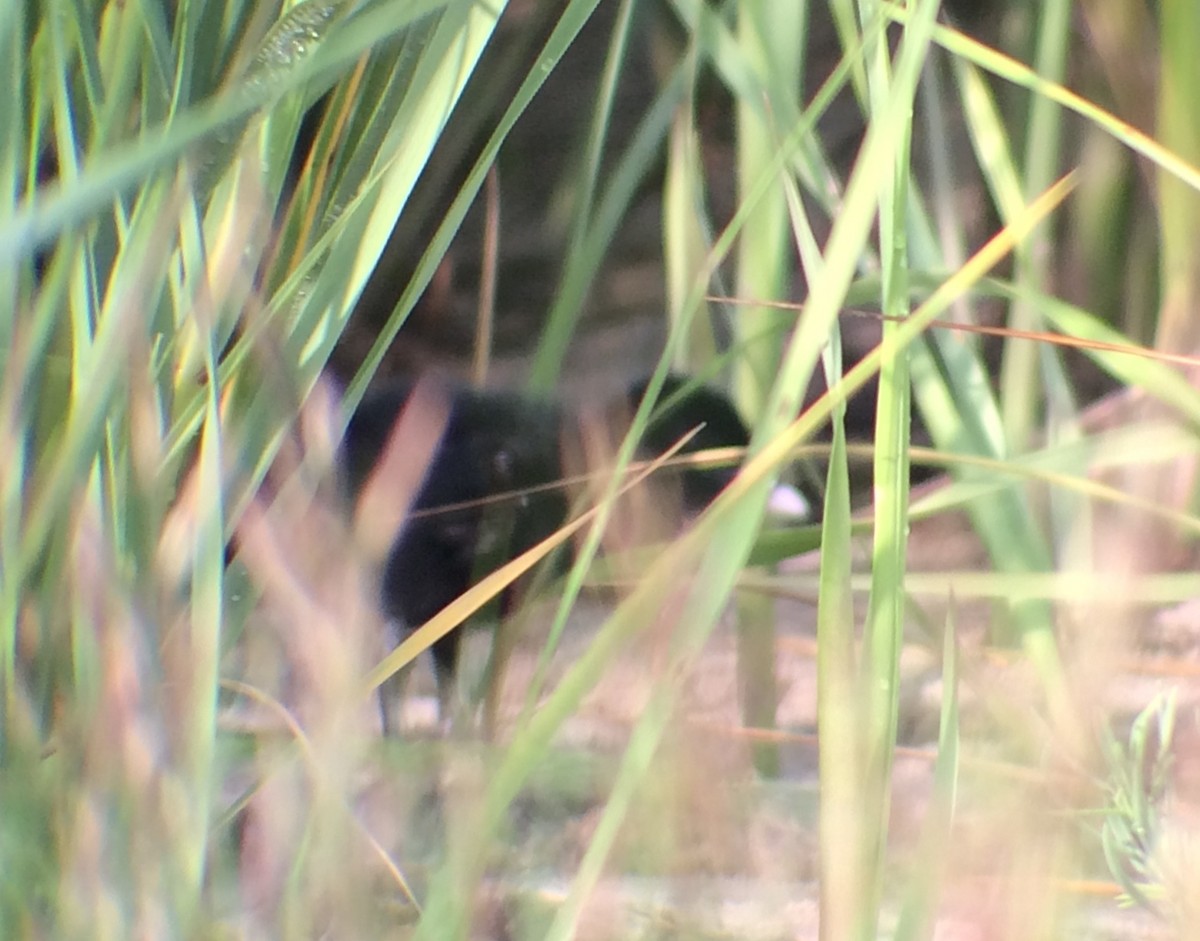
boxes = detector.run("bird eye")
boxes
[493,448,514,481]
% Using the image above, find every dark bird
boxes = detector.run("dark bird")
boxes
[342,373,808,731]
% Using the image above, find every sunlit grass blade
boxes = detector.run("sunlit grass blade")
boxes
[344,0,604,411]
[859,0,916,927]
[177,354,225,904]
[722,1,807,776]
[995,0,1072,452]
[893,7,1200,195]
[893,602,960,941]
[1154,0,1200,354]
[0,0,454,264]
[816,323,863,941]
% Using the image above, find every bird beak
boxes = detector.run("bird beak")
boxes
[766,482,811,522]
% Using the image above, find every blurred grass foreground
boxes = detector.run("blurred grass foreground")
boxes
[4,1,1200,938]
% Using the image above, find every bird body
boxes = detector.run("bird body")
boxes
[342,373,803,730]
[346,378,568,688]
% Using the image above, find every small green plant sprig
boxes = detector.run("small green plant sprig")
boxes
[1100,689,1178,913]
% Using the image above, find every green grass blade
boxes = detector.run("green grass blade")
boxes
[892,602,960,941]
